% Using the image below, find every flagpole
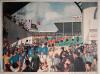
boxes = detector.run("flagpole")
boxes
[72,22,73,36]
[63,22,64,36]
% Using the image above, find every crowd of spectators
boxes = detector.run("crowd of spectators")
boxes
[3,36,97,72]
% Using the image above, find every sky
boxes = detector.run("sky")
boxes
[12,2,82,32]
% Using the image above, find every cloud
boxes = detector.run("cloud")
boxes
[45,11,62,21]
[12,2,82,25]
[38,21,58,32]
[63,4,82,17]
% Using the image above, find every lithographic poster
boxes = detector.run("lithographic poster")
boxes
[1,1,98,73]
